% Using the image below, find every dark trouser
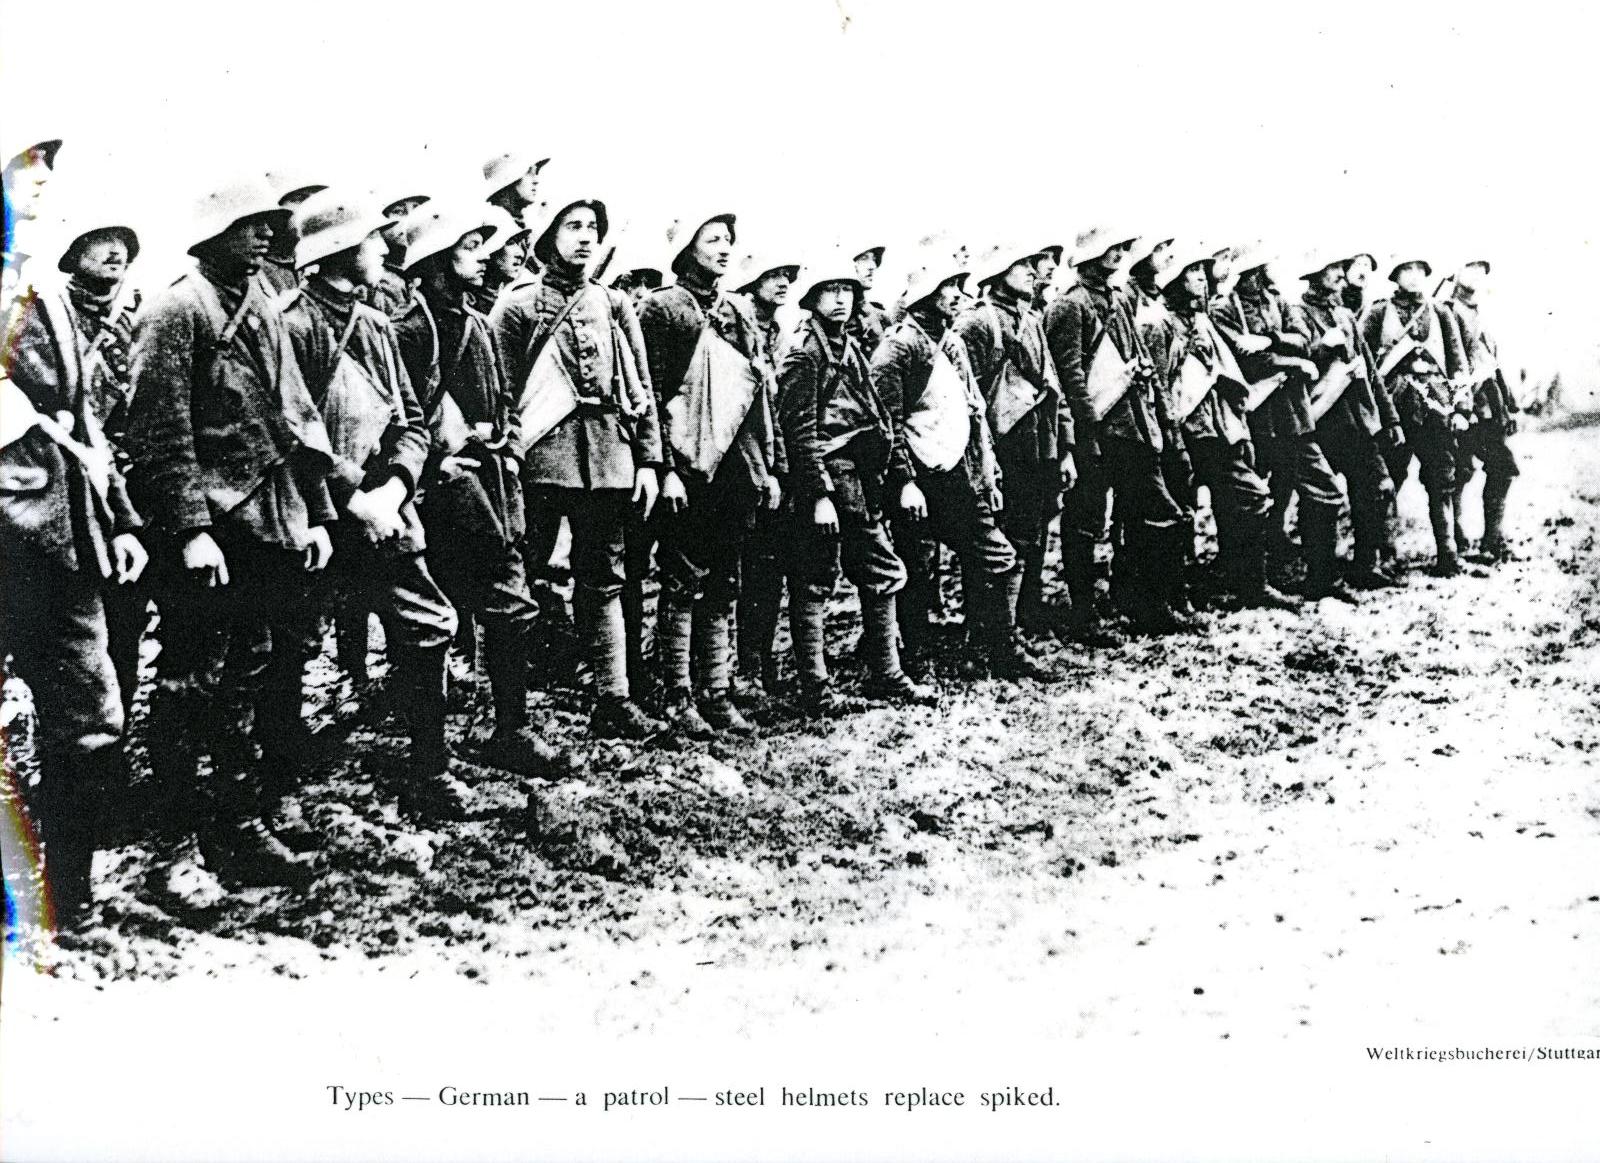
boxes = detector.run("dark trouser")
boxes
[557,488,633,700]
[335,532,458,654]
[1316,424,1394,568]
[1456,422,1519,549]
[786,463,908,685]
[425,524,537,733]
[892,463,1017,651]
[146,532,321,822]
[622,502,657,697]
[102,579,152,720]
[1188,436,1272,593]
[653,479,760,696]
[737,502,788,676]
[1062,435,1184,616]
[1399,412,1464,563]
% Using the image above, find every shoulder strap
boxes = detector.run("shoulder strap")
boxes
[522,279,594,371]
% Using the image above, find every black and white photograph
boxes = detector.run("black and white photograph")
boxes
[1,1,1597,1159]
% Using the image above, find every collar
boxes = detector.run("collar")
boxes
[304,276,359,321]
[678,263,720,306]
[542,260,586,297]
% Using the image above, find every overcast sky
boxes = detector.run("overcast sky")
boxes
[6,0,1595,387]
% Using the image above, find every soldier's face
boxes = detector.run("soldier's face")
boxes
[72,234,130,284]
[554,207,600,266]
[1396,264,1427,294]
[813,283,855,322]
[934,280,965,322]
[2,151,51,222]
[491,236,528,281]
[1002,261,1037,297]
[1035,253,1059,285]
[1180,264,1209,297]
[754,270,792,307]
[1099,242,1132,273]
[385,196,427,221]
[212,214,277,273]
[1210,253,1233,286]
[1345,256,1374,287]
[1317,265,1347,295]
[450,229,489,286]
[854,253,879,288]
[512,168,541,207]
[353,229,389,287]
[692,222,733,277]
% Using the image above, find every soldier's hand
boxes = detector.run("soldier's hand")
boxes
[1237,333,1272,355]
[1060,451,1078,492]
[813,496,840,535]
[762,476,783,511]
[1290,358,1319,380]
[182,530,229,587]
[1505,417,1519,436]
[112,533,148,584]
[349,479,407,544]
[302,526,334,572]
[899,482,928,521]
[1450,413,1470,433]
[633,466,660,521]
[438,454,481,480]
[660,470,689,515]
[1385,425,1406,449]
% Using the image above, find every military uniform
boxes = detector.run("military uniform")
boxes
[1361,289,1470,569]
[281,277,460,775]
[734,297,793,692]
[2,282,146,919]
[951,288,1067,603]
[490,260,664,727]
[636,266,783,730]
[1291,284,1401,591]
[847,298,892,359]
[393,284,543,749]
[1445,286,1519,558]
[777,312,927,707]
[126,260,337,881]
[872,303,1041,672]
[1211,282,1346,576]
[1047,273,1186,633]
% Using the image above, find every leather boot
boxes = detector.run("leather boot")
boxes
[1302,502,1361,604]
[395,644,475,819]
[655,599,713,737]
[984,572,1061,682]
[483,621,574,778]
[1015,545,1056,637]
[336,608,370,685]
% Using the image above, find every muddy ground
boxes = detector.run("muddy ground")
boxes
[3,419,1598,1044]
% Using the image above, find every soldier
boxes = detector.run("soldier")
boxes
[636,214,786,736]
[2,215,149,925]
[730,253,801,701]
[390,205,570,772]
[472,206,534,316]
[489,193,666,740]
[1032,244,1064,312]
[872,250,1053,680]
[611,265,664,309]
[951,245,1074,639]
[368,193,430,321]
[1292,255,1404,600]
[847,245,892,357]
[1361,257,1472,575]
[777,254,937,714]
[280,189,503,815]
[16,216,154,715]
[1145,248,1298,614]
[1048,229,1192,638]
[259,177,327,296]
[484,152,548,234]
[2,135,62,313]
[1210,252,1358,588]
[1444,260,1520,561]
[125,178,338,887]
[1342,252,1377,317]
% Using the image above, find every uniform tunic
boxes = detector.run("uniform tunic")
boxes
[1445,291,1519,482]
[952,291,1067,555]
[281,278,456,651]
[777,317,907,600]
[636,271,783,607]
[1361,292,1468,494]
